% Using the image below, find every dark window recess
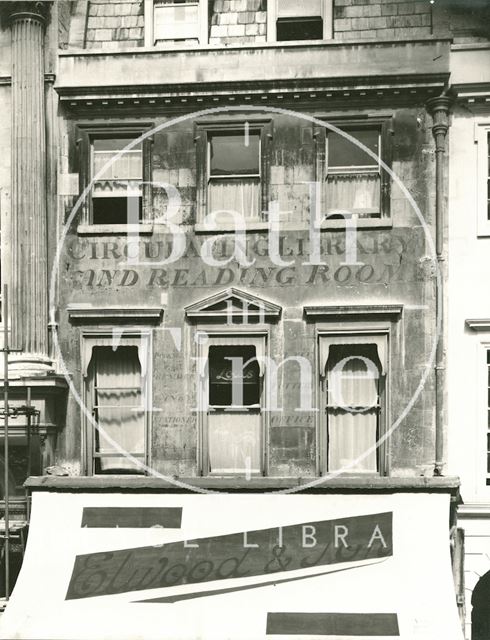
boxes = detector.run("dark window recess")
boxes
[328,128,379,168]
[276,16,323,41]
[92,196,142,225]
[0,444,39,497]
[209,132,260,176]
[208,346,260,407]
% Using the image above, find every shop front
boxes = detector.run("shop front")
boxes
[0,479,463,640]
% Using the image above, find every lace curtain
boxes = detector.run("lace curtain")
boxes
[208,178,260,220]
[326,173,380,217]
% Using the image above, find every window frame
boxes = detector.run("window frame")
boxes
[267,0,333,43]
[316,326,390,477]
[195,119,273,228]
[80,329,152,476]
[478,339,490,490]
[314,118,393,227]
[476,123,490,237]
[195,328,269,477]
[77,124,153,230]
[144,0,209,47]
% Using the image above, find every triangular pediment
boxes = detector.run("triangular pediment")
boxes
[185,288,281,321]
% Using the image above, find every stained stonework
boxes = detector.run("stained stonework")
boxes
[334,0,432,40]
[85,0,144,49]
[209,0,267,46]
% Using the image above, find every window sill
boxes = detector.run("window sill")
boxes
[321,217,392,231]
[194,222,270,234]
[194,218,393,234]
[77,224,154,236]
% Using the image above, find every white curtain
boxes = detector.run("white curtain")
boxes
[93,150,142,181]
[92,148,142,198]
[208,178,260,220]
[92,347,145,473]
[327,349,379,473]
[326,173,380,216]
[208,411,261,475]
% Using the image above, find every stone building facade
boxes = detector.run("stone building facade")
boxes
[1,0,487,637]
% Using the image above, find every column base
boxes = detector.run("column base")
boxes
[8,354,54,377]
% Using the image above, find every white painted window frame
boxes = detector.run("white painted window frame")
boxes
[476,123,490,237]
[315,322,390,477]
[267,0,333,43]
[195,327,269,477]
[80,328,153,476]
[478,339,490,493]
[144,0,208,47]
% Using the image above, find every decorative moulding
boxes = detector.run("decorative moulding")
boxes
[67,306,164,324]
[304,304,403,319]
[185,287,282,321]
[465,319,490,331]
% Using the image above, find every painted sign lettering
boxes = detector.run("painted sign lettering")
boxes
[66,511,392,600]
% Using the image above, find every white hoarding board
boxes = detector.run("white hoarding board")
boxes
[0,491,463,640]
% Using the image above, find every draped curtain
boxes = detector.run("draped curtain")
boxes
[92,146,142,198]
[326,345,380,473]
[90,346,145,473]
[326,173,380,217]
[208,178,260,220]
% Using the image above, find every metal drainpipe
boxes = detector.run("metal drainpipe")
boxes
[426,96,453,477]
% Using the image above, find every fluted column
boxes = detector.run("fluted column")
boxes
[7,2,52,373]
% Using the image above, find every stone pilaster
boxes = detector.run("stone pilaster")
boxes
[6,2,52,373]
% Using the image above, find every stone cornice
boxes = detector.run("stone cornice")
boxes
[465,319,490,331]
[67,306,164,324]
[304,304,403,319]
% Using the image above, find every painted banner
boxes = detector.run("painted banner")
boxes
[0,492,463,640]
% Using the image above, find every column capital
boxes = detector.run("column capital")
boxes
[1,1,52,27]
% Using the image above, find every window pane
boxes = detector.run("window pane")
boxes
[208,412,261,474]
[154,2,199,40]
[208,177,260,219]
[92,195,142,225]
[328,128,379,167]
[326,344,380,473]
[92,139,142,181]
[326,173,380,217]
[277,0,323,17]
[93,139,142,153]
[276,17,323,41]
[209,346,260,407]
[91,346,145,474]
[210,133,260,176]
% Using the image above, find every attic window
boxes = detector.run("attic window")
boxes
[147,0,208,45]
[270,0,332,42]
